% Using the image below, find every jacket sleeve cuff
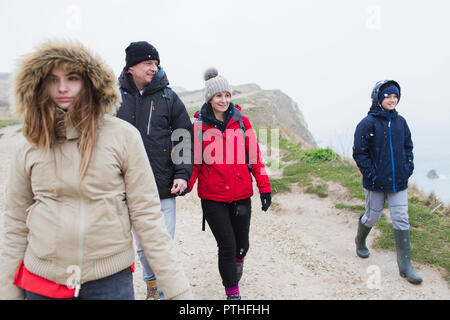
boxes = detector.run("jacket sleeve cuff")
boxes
[258,186,272,194]
[173,170,190,182]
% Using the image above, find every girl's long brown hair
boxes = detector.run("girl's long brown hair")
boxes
[23,64,103,180]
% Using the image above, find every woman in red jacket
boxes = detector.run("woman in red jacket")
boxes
[188,68,272,300]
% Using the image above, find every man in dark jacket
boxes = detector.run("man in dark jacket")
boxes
[352,80,422,285]
[116,41,193,299]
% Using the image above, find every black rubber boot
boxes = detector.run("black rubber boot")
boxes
[394,229,423,284]
[355,215,372,258]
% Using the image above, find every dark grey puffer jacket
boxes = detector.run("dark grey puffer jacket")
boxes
[116,66,193,199]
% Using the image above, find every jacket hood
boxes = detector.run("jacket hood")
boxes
[369,80,401,118]
[194,103,243,132]
[12,39,120,117]
[193,103,242,119]
[119,65,169,96]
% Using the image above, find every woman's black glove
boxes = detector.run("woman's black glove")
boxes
[260,193,272,212]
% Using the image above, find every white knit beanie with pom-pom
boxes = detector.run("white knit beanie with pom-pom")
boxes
[203,67,232,102]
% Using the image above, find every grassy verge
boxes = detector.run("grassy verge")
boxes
[0,119,21,129]
[270,134,449,281]
[269,137,364,199]
[0,120,22,139]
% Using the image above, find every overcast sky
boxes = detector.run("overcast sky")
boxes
[1,0,449,150]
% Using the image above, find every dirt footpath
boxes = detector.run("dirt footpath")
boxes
[1,124,449,300]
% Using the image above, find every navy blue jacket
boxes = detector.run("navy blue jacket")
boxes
[116,66,193,199]
[353,80,414,192]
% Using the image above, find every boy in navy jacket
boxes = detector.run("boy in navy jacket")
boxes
[353,80,422,284]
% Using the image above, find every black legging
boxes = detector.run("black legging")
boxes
[201,197,251,288]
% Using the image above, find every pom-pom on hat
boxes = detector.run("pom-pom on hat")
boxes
[203,67,232,102]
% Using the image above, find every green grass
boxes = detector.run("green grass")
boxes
[335,203,365,213]
[376,202,449,272]
[269,177,292,194]
[300,148,338,163]
[271,134,449,281]
[0,120,21,129]
[305,182,328,198]
[274,145,364,199]
[0,120,22,140]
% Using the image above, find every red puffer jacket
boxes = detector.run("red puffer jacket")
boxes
[188,103,271,202]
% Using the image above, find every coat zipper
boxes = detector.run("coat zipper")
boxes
[388,113,396,192]
[73,147,85,297]
[147,100,154,135]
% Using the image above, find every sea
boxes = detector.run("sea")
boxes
[408,125,450,205]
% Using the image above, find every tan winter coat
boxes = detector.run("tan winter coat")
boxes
[0,40,192,300]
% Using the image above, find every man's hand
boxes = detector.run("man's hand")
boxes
[171,179,188,196]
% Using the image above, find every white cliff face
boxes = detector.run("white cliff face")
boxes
[235,88,316,147]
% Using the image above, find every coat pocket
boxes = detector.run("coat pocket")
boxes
[149,145,173,177]
[115,197,131,237]
[26,202,58,259]
[104,197,131,238]
[403,162,412,179]
[96,198,131,241]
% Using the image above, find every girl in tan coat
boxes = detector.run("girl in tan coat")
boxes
[0,40,192,300]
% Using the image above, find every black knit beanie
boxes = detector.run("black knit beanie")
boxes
[125,41,160,69]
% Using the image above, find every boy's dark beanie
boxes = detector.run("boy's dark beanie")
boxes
[378,84,400,104]
[125,41,160,69]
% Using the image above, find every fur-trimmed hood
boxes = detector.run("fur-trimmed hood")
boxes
[12,39,120,116]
